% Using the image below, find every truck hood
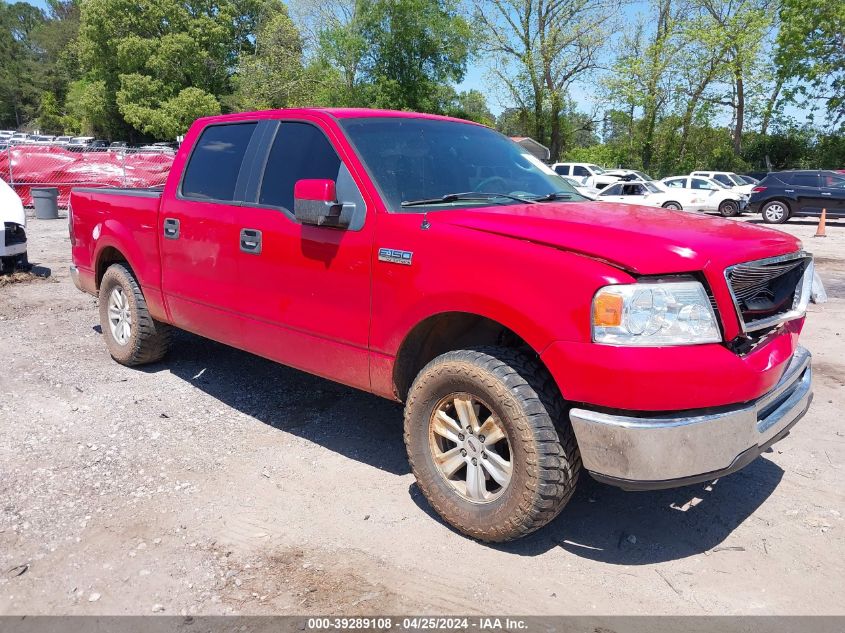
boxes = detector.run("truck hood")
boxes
[436,201,800,275]
[0,179,26,226]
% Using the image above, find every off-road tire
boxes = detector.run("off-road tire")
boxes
[761,200,791,224]
[404,347,580,542]
[99,263,171,366]
[719,199,740,217]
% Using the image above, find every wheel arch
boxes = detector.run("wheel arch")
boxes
[95,245,134,290]
[392,311,558,402]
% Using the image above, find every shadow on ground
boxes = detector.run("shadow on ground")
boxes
[140,328,783,563]
[145,329,408,476]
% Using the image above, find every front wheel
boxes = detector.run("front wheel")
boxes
[662,201,683,210]
[719,200,740,217]
[404,348,580,542]
[761,200,790,224]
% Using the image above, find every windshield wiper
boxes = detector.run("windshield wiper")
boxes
[532,191,575,202]
[401,191,536,207]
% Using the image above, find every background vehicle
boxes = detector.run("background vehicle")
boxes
[558,175,600,199]
[0,178,27,273]
[596,180,703,210]
[551,162,620,189]
[69,108,814,542]
[661,175,746,216]
[738,175,760,186]
[691,170,755,195]
[749,170,845,223]
[604,169,655,183]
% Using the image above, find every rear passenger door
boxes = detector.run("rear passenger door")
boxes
[159,121,258,347]
[233,118,374,391]
[784,172,823,215]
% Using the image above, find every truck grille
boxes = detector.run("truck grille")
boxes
[725,252,812,332]
[4,222,26,246]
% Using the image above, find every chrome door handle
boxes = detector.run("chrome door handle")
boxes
[822,192,832,195]
[163,218,180,239]
[240,228,262,254]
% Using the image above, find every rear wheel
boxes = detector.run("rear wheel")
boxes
[719,199,740,217]
[761,200,790,224]
[662,201,683,210]
[404,347,580,542]
[99,263,171,366]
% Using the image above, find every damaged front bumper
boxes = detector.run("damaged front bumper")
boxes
[569,346,813,490]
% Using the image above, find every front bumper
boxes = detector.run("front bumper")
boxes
[569,346,812,490]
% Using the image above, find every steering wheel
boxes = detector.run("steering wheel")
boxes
[475,176,509,193]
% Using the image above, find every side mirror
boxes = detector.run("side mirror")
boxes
[293,179,347,228]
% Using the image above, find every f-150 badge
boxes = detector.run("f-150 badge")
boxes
[378,248,413,266]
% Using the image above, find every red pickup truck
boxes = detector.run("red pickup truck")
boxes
[69,109,814,541]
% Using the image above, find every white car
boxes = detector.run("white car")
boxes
[603,169,656,183]
[661,175,747,216]
[0,178,27,273]
[690,171,755,195]
[558,175,601,199]
[595,180,709,211]
[551,162,620,189]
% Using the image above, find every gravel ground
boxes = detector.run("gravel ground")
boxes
[0,211,843,616]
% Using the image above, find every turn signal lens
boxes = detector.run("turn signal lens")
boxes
[592,291,624,326]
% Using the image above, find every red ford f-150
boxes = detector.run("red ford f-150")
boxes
[69,109,814,541]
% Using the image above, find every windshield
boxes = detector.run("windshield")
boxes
[339,117,584,211]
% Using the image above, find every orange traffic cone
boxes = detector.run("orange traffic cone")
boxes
[814,208,827,238]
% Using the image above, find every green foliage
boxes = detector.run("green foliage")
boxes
[76,0,284,138]
[64,78,108,135]
[777,0,845,128]
[234,8,310,110]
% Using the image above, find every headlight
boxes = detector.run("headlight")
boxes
[592,280,721,346]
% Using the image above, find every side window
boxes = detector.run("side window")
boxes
[600,184,622,196]
[181,123,257,201]
[621,184,641,196]
[822,174,845,188]
[259,122,342,211]
[554,165,569,175]
[664,179,683,188]
[692,178,714,190]
[714,174,732,186]
[573,165,589,177]
[790,173,819,187]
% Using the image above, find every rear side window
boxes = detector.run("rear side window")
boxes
[554,165,569,175]
[786,172,819,187]
[181,123,257,201]
[259,122,341,211]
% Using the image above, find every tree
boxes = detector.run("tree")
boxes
[357,0,473,111]
[477,0,621,159]
[76,0,284,139]
[233,8,311,110]
[777,0,845,128]
[0,1,47,127]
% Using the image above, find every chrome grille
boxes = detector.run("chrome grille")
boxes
[725,252,812,332]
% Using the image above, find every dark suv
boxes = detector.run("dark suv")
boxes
[749,170,845,223]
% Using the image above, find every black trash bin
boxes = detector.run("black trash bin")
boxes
[32,187,60,219]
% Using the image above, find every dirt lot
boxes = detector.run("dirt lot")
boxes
[1,212,844,616]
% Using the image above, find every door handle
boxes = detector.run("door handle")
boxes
[822,192,832,195]
[784,189,794,193]
[240,228,262,254]
[163,218,180,239]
